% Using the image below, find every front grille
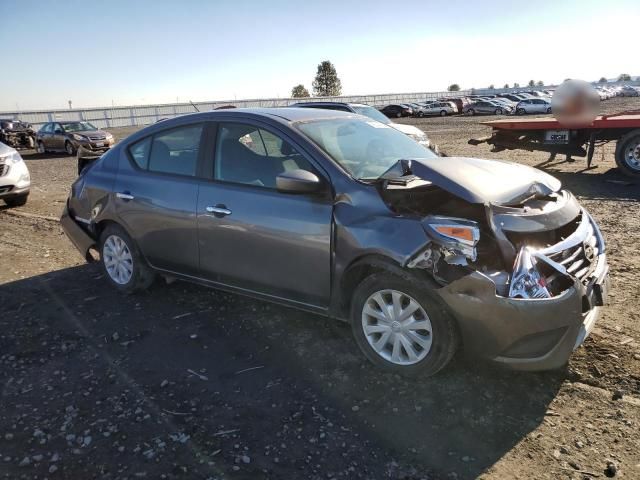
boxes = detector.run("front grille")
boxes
[88,134,106,141]
[0,164,9,177]
[538,212,599,285]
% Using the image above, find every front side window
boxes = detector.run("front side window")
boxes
[127,124,203,176]
[215,123,314,188]
[40,123,52,133]
[297,117,437,180]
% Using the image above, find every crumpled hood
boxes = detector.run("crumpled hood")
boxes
[409,156,561,205]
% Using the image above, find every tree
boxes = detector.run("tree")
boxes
[488,84,495,89]
[528,79,535,87]
[312,61,342,96]
[536,80,544,87]
[513,82,520,88]
[447,84,460,92]
[618,73,631,81]
[503,83,510,89]
[291,84,310,98]
[598,77,608,83]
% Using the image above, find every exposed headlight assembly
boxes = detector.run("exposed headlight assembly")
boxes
[73,133,87,141]
[423,216,480,261]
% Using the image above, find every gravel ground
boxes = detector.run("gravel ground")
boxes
[1,96,639,479]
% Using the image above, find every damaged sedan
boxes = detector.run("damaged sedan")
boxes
[60,108,609,376]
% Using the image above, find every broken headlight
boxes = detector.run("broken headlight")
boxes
[509,247,551,299]
[423,217,480,262]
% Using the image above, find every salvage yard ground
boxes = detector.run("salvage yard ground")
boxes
[1,97,639,479]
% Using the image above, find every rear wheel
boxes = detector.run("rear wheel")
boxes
[615,130,640,177]
[99,224,155,293]
[4,194,28,207]
[65,140,76,156]
[350,271,458,376]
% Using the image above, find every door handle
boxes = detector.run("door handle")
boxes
[116,192,134,201]
[205,205,232,217]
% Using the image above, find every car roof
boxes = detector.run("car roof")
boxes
[290,101,369,108]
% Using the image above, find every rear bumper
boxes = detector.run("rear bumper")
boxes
[436,252,609,371]
[60,204,97,262]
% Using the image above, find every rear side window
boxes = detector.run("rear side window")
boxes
[127,124,203,176]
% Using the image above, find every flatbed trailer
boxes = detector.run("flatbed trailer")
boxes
[469,111,640,178]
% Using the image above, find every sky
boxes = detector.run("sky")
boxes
[0,0,638,111]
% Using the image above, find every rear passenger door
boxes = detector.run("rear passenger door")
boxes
[196,120,333,308]
[113,123,208,276]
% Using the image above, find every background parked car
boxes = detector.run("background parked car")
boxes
[36,121,115,156]
[380,104,413,118]
[290,101,433,147]
[0,141,30,207]
[463,100,512,115]
[0,119,35,149]
[417,102,455,116]
[619,86,639,97]
[515,98,552,115]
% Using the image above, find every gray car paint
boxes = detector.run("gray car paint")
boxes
[61,107,608,371]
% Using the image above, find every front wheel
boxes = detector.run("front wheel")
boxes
[350,271,458,376]
[495,108,503,115]
[440,110,447,116]
[4,194,28,207]
[396,112,402,118]
[65,140,76,156]
[546,107,552,114]
[36,141,46,154]
[466,109,475,116]
[517,108,526,115]
[99,224,155,293]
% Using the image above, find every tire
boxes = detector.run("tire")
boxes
[517,108,526,115]
[396,112,402,118]
[546,107,552,114]
[65,140,76,156]
[350,270,459,377]
[466,109,475,116]
[614,130,640,178]
[36,141,46,154]
[495,108,503,115]
[440,110,447,116]
[4,194,28,207]
[99,224,155,293]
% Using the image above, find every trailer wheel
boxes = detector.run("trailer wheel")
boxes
[615,129,640,177]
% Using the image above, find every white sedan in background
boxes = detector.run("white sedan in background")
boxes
[515,98,552,115]
[0,141,30,207]
[417,102,456,116]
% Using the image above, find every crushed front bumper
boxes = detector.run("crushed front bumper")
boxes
[436,251,609,371]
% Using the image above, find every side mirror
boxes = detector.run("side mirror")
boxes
[276,169,322,194]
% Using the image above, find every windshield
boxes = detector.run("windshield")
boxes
[297,118,437,180]
[351,105,391,124]
[61,121,97,132]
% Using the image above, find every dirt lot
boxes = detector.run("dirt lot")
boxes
[1,97,639,479]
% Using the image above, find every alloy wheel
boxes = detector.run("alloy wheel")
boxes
[37,142,45,154]
[65,142,74,155]
[361,289,433,365]
[103,234,134,285]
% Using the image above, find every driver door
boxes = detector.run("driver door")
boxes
[197,121,333,308]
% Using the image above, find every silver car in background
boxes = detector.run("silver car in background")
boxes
[515,98,552,115]
[463,100,512,116]
[417,102,456,117]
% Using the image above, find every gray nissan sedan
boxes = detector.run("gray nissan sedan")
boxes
[61,108,609,376]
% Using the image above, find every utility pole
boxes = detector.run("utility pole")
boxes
[68,100,73,110]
